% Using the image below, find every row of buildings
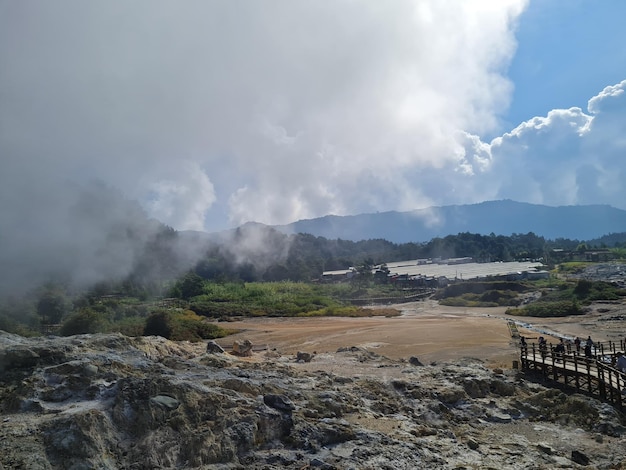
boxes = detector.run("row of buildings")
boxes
[321,257,549,286]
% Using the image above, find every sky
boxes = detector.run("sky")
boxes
[1,0,626,244]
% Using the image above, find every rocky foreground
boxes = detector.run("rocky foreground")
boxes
[1,331,625,470]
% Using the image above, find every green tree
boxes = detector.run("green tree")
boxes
[263,265,290,282]
[60,308,107,335]
[574,279,593,297]
[144,311,172,338]
[37,290,67,325]
[173,272,205,300]
[354,258,374,286]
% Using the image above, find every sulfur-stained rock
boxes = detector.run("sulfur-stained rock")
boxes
[1,332,626,469]
[0,347,40,371]
[206,340,225,354]
[232,339,253,356]
[264,394,295,413]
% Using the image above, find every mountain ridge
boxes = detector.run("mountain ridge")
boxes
[270,200,626,243]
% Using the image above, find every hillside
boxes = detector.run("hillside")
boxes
[274,200,626,243]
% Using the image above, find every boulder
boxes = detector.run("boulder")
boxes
[571,449,590,466]
[150,395,180,411]
[263,394,295,413]
[232,339,253,357]
[408,356,424,366]
[296,351,313,363]
[0,347,40,371]
[206,341,225,354]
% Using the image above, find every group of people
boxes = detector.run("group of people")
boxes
[520,334,626,372]
[571,335,595,357]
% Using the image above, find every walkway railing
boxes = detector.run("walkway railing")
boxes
[520,340,626,411]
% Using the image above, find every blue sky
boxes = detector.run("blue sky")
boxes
[1,0,625,241]
[506,1,626,128]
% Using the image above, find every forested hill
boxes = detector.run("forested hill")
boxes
[273,200,626,243]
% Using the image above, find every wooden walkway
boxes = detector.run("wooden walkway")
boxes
[520,340,626,411]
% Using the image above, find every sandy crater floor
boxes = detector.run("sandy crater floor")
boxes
[215,299,626,370]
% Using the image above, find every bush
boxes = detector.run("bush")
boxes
[144,311,172,338]
[171,272,205,300]
[433,281,530,299]
[114,317,146,337]
[144,310,227,342]
[60,309,108,336]
[506,300,583,317]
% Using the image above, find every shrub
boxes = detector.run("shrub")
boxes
[574,279,593,297]
[144,311,172,338]
[144,310,227,342]
[60,309,108,336]
[506,300,583,317]
[114,317,146,337]
[433,281,530,300]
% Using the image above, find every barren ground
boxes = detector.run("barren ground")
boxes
[214,299,626,371]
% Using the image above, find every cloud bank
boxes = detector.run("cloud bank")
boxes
[1,0,527,234]
[460,79,626,208]
[2,0,626,294]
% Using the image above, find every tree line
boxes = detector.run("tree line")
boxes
[106,226,626,289]
[184,228,626,285]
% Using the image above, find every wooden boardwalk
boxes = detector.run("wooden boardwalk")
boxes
[520,340,626,411]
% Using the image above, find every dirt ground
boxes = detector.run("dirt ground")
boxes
[214,299,626,370]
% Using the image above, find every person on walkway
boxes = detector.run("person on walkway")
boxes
[539,336,547,359]
[574,337,581,354]
[584,339,593,359]
[616,352,626,373]
[554,338,565,360]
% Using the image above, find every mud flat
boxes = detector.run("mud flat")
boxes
[215,299,626,370]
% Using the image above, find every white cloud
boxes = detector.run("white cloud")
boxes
[4,1,626,293]
[460,79,626,209]
[140,162,216,231]
[588,81,626,114]
[0,0,528,232]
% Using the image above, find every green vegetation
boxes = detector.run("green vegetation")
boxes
[433,281,533,307]
[506,279,626,317]
[143,310,229,342]
[556,262,593,274]
[185,281,404,318]
[434,277,626,313]
[60,308,110,335]
[0,279,405,338]
[506,300,583,317]
[3,225,626,338]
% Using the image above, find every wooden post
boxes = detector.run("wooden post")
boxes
[574,354,580,392]
[607,368,616,405]
[598,365,606,401]
[616,370,622,409]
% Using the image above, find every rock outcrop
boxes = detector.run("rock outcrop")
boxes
[1,330,625,469]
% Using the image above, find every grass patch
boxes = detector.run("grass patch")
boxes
[187,281,411,318]
[506,300,583,317]
[144,309,229,342]
[296,306,401,317]
[556,262,593,274]
[435,281,531,307]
